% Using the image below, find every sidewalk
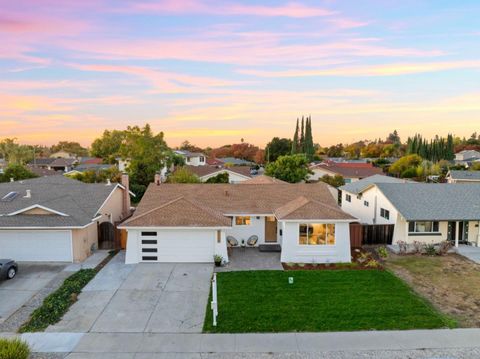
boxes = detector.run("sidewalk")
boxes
[2,329,480,354]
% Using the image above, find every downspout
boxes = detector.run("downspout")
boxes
[477,221,480,247]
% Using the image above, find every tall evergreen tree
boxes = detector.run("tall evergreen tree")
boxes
[304,116,315,161]
[300,116,305,153]
[291,118,299,154]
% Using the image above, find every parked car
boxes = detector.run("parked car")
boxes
[0,259,18,280]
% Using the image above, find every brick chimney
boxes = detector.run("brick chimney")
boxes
[154,172,162,185]
[120,173,131,218]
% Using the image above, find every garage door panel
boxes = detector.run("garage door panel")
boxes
[0,230,72,262]
[139,230,214,263]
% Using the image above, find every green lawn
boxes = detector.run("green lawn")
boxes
[203,270,455,333]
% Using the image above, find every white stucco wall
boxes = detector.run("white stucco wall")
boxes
[280,221,351,263]
[225,215,269,245]
[393,217,447,244]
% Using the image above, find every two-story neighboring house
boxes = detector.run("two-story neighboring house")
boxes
[339,175,410,225]
[454,150,480,166]
[446,170,480,183]
[174,150,206,166]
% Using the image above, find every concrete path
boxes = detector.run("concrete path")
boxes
[64,250,111,272]
[456,245,480,264]
[47,252,213,334]
[2,329,480,356]
[216,247,283,272]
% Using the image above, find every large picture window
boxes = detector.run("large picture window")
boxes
[299,223,335,245]
[235,216,251,225]
[408,221,439,233]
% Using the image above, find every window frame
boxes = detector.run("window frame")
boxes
[298,223,336,246]
[380,208,390,220]
[364,200,369,207]
[235,216,251,226]
[408,221,440,235]
[345,194,352,202]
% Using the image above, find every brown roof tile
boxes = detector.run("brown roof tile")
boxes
[178,165,252,179]
[275,196,354,220]
[240,175,288,184]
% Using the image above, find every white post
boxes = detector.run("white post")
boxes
[211,273,218,326]
[455,222,459,248]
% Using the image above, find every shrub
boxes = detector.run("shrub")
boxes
[412,241,423,254]
[365,259,380,268]
[438,241,453,256]
[0,338,30,359]
[397,241,407,254]
[20,269,97,332]
[377,246,388,258]
[401,167,417,178]
[424,243,437,256]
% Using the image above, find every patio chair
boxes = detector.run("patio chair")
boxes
[247,235,258,247]
[227,236,239,247]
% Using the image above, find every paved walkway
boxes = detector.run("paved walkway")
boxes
[2,329,480,356]
[63,250,111,272]
[456,245,480,264]
[216,247,283,272]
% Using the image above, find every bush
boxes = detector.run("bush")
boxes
[20,269,97,332]
[424,243,437,256]
[438,241,453,256]
[401,167,417,178]
[365,259,380,268]
[377,246,388,258]
[0,338,30,359]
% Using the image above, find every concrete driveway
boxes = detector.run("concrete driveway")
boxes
[0,263,65,323]
[47,252,213,334]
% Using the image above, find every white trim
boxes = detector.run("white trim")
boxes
[118,225,231,230]
[0,221,98,230]
[280,219,356,223]
[7,204,69,217]
[69,229,74,262]
[199,169,252,181]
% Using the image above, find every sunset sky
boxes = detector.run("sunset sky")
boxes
[1,0,480,148]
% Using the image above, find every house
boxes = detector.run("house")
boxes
[217,157,254,166]
[309,161,383,183]
[240,175,288,184]
[29,157,77,172]
[117,158,130,172]
[455,150,480,165]
[446,170,480,183]
[50,150,76,159]
[177,165,253,183]
[0,175,132,262]
[79,157,104,165]
[65,163,116,176]
[372,183,480,247]
[339,175,412,224]
[27,165,60,177]
[174,150,206,166]
[119,181,356,264]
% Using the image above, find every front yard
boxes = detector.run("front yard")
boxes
[385,253,480,327]
[203,270,454,333]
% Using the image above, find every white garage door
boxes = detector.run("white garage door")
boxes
[0,230,72,262]
[140,229,214,262]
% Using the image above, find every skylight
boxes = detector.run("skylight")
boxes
[1,191,19,202]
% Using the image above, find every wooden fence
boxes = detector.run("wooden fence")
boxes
[350,223,395,247]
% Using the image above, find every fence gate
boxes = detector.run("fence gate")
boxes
[98,221,116,249]
[350,223,395,247]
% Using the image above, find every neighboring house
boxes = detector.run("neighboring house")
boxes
[119,182,356,264]
[29,158,55,169]
[455,150,480,163]
[30,157,77,172]
[65,163,116,176]
[217,157,254,166]
[339,174,412,224]
[117,158,130,172]
[178,165,252,183]
[79,157,104,165]
[446,170,480,183]
[373,183,480,247]
[206,158,224,166]
[50,150,76,159]
[27,165,60,177]
[0,158,6,174]
[240,175,288,184]
[174,150,206,166]
[309,162,383,183]
[0,175,132,262]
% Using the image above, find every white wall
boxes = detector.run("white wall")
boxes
[280,221,351,263]
[469,221,480,246]
[341,186,397,225]
[392,217,447,244]
[225,216,268,245]
[185,156,206,166]
[200,170,250,183]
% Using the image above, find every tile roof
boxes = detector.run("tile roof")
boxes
[448,170,480,181]
[0,176,122,228]
[50,158,76,167]
[123,182,354,228]
[27,166,61,177]
[29,158,55,166]
[275,196,354,220]
[240,175,288,184]
[311,162,383,178]
[339,174,412,194]
[178,165,252,179]
[376,183,480,221]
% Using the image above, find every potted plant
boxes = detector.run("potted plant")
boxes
[214,255,223,267]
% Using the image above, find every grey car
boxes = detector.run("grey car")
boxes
[0,259,18,280]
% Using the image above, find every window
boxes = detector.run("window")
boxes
[235,216,251,225]
[217,230,221,243]
[408,221,439,233]
[380,208,390,220]
[199,156,205,162]
[345,194,351,202]
[299,223,335,245]
[344,178,352,184]
[364,200,369,207]
[141,231,157,236]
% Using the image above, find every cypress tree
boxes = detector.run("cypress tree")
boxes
[300,116,305,153]
[292,118,299,154]
[305,116,315,161]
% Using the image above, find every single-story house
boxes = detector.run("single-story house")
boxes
[50,150,76,159]
[65,163,116,176]
[30,158,77,172]
[372,183,480,247]
[0,175,132,262]
[339,174,412,224]
[177,165,252,183]
[240,175,288,185]
[309,161,383,183]
[446,170,480,183]
[27,165,60,177]
[217,157,254,166]
[120,182,356,264]
[174,150,206,166]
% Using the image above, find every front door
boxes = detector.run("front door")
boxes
[265,216,277,243]
[459,221,469,244]
[447,221,456,242]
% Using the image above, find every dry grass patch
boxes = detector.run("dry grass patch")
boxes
[385,253,480,327]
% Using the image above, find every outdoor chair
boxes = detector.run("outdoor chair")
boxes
[247,235,258,246]
[227,236,239,247]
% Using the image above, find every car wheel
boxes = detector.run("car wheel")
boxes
[7,267,16,279]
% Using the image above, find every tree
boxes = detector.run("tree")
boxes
[389,154,422,177]
[265,154,310,183]
[91,130,127,161]
[179,140,203,153]
[0,164,37,182]
[51,141,88,157]
[291,119,299,154]
[0,138,34,165]
[265,137,292,162]
[326,144,344,157]
[205,172,229,183]
[167,167,200,183]
[299,116,305,153]
[210,143,261,162]
[303,116,315,161]
[319,174,345,188]
[386,130,401,145]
